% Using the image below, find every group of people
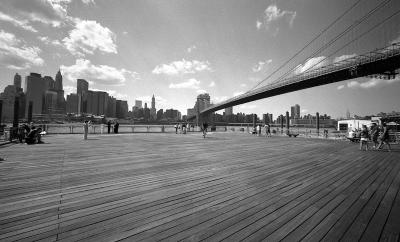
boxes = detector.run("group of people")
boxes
[253,124,272,137]
[357,122,391,151]
[174,123,192,134]
[18,122,43,144]
[83,120,120,140]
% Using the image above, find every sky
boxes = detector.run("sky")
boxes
[0,0,399,119]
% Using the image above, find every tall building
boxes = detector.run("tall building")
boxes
[55,69,63,90]
[135,100,142,108]
[66,94,78,114]
[290,104,300,119]
[187,108,195,117]
[77,79,88,114]
[14,73,21,89]
[107,96,117,118]
[0,83,25,121]
[150,94,157,121]
[225,106,233,116]
[24,73,48,117]
[157,109,164,120]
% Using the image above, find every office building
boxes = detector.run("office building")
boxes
[14,73,21,89]
[24,73,48,117]
[225,106,233,116]
[66,94,78,114]
[135,100,142,108]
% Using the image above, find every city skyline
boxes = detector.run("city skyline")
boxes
[0,0,399,119]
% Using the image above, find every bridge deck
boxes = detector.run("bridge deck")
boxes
[0,133,399,241]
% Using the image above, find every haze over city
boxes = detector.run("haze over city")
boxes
[0,0,399,119]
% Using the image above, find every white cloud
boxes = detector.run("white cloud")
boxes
[38,36,63,46]
[0,30,44,69]
[262,5,296,29]
[187,45,196,53]
[256,20,262,30]
[390,34,400,44]
[169,78,200,89]
[337,84,345,90]
[81,0,95,4]
[333,54,356,63]
[153,59,211,75]
[0,11,38,32]
[346,77,400,89]
[61,59,138,86]
[92,89,127,100]
[122,31,128,35]
[294,56,328,74]
[238,104,257,109]
[252,59,272,72]
[240,83,247,88]
[196,89,207,94]
[301,109,308,113]
[208,81,216,87]
[63,19,117,56]
[63,85,76,95]
[233,91,245,97]
[212,96,229,103]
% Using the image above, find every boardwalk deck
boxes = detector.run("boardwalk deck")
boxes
[0,132,399,242]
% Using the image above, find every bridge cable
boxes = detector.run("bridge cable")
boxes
[268,0,393,86]
[248,0,364,91]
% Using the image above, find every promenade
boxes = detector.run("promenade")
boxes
[0,132,399,241]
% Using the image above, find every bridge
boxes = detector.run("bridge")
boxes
[198,43,400,116]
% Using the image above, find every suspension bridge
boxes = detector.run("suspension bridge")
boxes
[189,0,400,121]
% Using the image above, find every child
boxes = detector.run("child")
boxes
[359,125,369,151]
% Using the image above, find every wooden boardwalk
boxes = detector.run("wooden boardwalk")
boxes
[0,132,399,242]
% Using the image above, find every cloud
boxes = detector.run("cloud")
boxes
[252,59,272,72]
[169,78,200,89]
[0,11,38,32]
[122,31,128,35]
[187,45,196,53]
[196,89,207,94]
[208,81,215,87]
[294,56,328,74]
[258,5,296,31]
[212,96,229,103]
[63,85,76,95]
[1,0,70,27]
[390,34,400,44]
[0,30,44,69]
[152,59,211,75]
[61,59,138,86]
[346,77,400,89]
[63,19,117,56]
[38,36,63,46]
[81,0,95,4]
[238,104,257,109]
[337,84,345,90]
[90,89,127,100]
[301,109,308,113]
[233,91,245,97]
[333,54,356,63]
[256,20,262,30]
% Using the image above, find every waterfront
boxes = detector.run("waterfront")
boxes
[0,132,399,241]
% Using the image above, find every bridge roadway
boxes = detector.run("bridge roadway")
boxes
[197,43,400,116]
[0,132,399,241]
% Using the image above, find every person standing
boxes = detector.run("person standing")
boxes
[107,120,111,134]
[83,120,89,140]
[257,124,261,136]
[114,121,119,134]
[359,125,369,151]
[174,123,178,134]
[377,122,391,151]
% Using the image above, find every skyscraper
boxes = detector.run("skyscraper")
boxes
[150,94,157,121]
[290,104,300,119]
[14,73,21,89]
[55,69,63,90]
[135,100,142,108]
[77,79,88,114]
[24,73,48,117]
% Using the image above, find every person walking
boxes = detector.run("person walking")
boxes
[377,122,391,152]
[83,120,90,140]
[359,125,369,151]
[174,123,178,134]
[370,123,379,149]
[107,120,111,134]
[257,124,261,136]
[202,121,208,138]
